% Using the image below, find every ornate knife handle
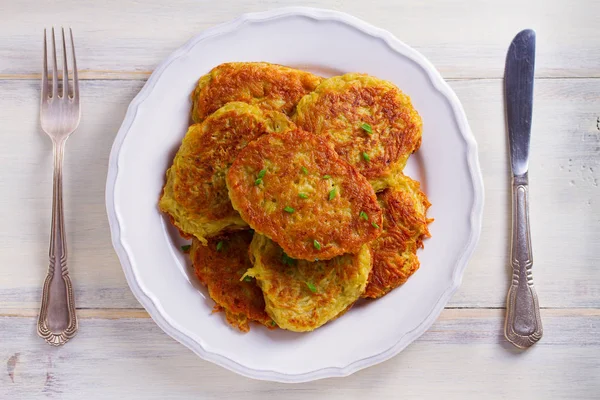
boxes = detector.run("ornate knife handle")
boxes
[504,173,543,348]
[37,142,78,346]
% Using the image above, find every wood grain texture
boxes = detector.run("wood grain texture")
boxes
[0,78,598,310]
[451,78,600,308]
[0,0,599,397]
[0,0,598,79]
[0,80,144,310]
[1,309,598,399]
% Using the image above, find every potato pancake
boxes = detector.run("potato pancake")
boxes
[294,73,423,191]
[191,62,322,123]
[159,102,293,243]
[190,231,275,332]
[246,234,372,332]
[226,128,382,261]
[363,174,432,299]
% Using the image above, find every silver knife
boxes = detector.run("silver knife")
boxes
[504,29,543,348]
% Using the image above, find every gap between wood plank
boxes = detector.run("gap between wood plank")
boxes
[1,308,598,319]
[0,309,150,319]
[1,72,599,81]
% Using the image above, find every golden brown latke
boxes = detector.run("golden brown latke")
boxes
[246,234,372,332]
[363,174,432,299]
[190,231,275,332]
[191,62,323,123]
[159,102,293,244]
[293,73,423,191]
[226,128,383,261]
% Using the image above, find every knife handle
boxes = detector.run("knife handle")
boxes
[505,173,543,348]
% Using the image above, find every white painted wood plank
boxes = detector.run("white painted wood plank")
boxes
[0,78,598,310]
[451,78,600,307]
[0,0,598,79]
[1,309,598,399]
[0,80,144,309]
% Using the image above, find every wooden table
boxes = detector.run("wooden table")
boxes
[1,1,598,398]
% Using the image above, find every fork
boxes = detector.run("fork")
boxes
[37,27,80,346]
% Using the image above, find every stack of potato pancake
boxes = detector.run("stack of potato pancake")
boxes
[159,62,431,332]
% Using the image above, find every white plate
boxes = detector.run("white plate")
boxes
[106,7,484,383]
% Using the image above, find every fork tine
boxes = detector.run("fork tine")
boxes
[70,28,78,102]
[41,29,48,100]
[61,27,69,98]
[51,27,58,98]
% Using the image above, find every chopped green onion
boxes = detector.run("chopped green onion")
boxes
[372,221,380,229]
[328,188,337,201]
[306,282,317,293]
[313,240,321,250]
[257,169,267,179]
[243,275,253,282]
[216,241,224,252]
[322,175,331,179]
[359,211,368,220]
[180,244,191,252]
[284,206,295,213]
[361,123,373,134]
[282,252,297,266]
[254,178,263,185]
[362,152,370,162]
[301,166,308,174]
[299,193,309,199]
[270,320,277,327]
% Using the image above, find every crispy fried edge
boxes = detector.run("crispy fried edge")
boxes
[190,235,276,332]
[191,62,323,123]
[363,175,432,299]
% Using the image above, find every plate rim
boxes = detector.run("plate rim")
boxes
[105,6,484,383]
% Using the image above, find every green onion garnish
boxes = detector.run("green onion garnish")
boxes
[216,241,224,252]
[243,276,253,282]
[372,221,380,229]
[306,282,317,293]
[328,188,337,201]
[254,178,263,186]
[323,175,331,179]
[313,240,321,250]
[284,206,295,213]
[362,152,370,162]
[257,169,267,179]
[359,211,368,220]
[301,166,308,174]
[299,193,309,199]
[361,123,373,134]
[181,244,191,252]
[270,320,277,327]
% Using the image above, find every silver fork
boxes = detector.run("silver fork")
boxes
[37,27,80,346]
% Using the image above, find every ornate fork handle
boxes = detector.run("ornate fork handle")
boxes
[37,141,78,345]
[504,173,543,348]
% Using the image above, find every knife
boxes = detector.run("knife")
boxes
[504,29,543,348]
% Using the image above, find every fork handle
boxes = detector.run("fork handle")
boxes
[504,173,543,348]
[38,140,78,346]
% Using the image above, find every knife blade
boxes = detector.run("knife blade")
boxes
[503,29,543,349]
[505,29,535,177]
